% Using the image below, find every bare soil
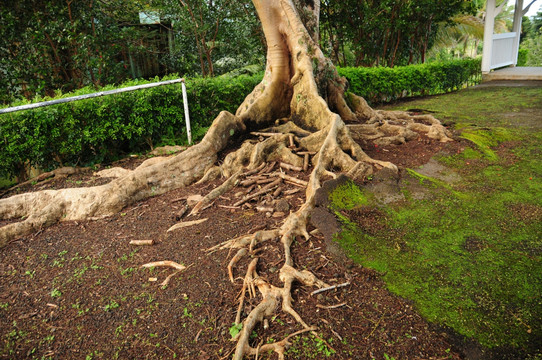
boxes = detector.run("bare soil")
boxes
[0,132,470,360]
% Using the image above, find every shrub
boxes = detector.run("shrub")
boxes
[338,58,482,104]
[0,74,261,179]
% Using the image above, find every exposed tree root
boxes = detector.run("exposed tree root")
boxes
[0,0,456,358]
[0,166,87,198]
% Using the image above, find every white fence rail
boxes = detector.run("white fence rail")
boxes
[491,32,517,70]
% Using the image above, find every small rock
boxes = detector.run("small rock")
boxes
[187,194,203,206]
[266,212,272,218]
[275,199,290,213]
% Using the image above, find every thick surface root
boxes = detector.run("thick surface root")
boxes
[0,111,245,247]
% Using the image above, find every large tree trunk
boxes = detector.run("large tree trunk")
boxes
[0,1,452,358]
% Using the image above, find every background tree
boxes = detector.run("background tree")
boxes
[319,0,473,67]
[151,0,264,77]
[0,0,148,103]
[429,0,513,59]
[520,8,542,65]
[0,0,264,103]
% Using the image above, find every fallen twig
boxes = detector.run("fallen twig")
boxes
[129,240,154,246]
[275,172,308,187]
[141,260,186,271]
[167,218,208,232]
[160,270,181,287]
[242,162,266,177]
[311,282,350,296]
[283,188,302,195]
[316,302,346,310]
[250,131,280,137]
[280,162,303,172]
[233,179,281,207]
[218,205,241,209]
[303,153,309,172]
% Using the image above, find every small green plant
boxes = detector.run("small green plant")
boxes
[120,266,135,276]
[115,325,123,336]
[286,334,335,358]
[182,307,192,318]
[104,300,120,312]
[229,323,243,338]
[50,288,62,298]
[24,270,35,278]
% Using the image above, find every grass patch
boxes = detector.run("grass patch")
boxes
[459,127,516,161]
[333,87,542,354]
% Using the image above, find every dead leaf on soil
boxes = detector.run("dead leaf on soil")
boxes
[167,218,208,232]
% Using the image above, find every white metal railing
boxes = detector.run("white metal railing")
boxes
[491,32,517,70]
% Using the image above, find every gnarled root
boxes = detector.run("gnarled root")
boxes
[0,111,245,246]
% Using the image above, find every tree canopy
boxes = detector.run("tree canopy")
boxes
[1,0,478,104]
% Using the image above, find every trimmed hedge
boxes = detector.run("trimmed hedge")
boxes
[0,74,262,179]
[0,59,481,180]
[338,58,482,104]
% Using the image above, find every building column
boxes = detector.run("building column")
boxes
[482,0,497,73]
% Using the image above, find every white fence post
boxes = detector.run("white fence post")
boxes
[181,79,192,145]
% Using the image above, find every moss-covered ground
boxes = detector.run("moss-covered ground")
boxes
[332,85,542,356]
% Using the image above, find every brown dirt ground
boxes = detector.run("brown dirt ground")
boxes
[0,130,471,360]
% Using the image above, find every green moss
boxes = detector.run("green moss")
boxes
[333,88,542,354]
[328,180,369,210]
[459,127,515,161]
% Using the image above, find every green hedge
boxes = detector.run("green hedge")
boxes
[338,58,482,104]
[517,48,528,67]
[0,59,481,180]
[0,74,262,179]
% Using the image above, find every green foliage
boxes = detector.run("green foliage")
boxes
[520,30,542,66]
[0,0,263,104]
[320,0,473,67]
[338,58,481,104]
[0,73,261,179]
[229,323,243,339]
[0,59,481,180]
[285,334,335,358]
[517,48,529,66]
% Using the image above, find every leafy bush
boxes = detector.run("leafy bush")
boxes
[517,48,529,67]
[338,58,482,104]
[0,74,262,179]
